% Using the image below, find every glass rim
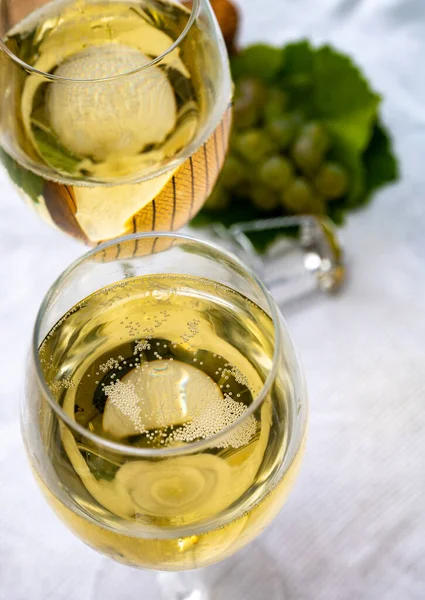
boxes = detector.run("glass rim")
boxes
[0,0,201,82]
[32,231,289,458]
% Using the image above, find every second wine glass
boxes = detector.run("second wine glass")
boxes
[0,0,232,243]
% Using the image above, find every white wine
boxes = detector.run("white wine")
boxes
[0,0,231,242]
[32,274,305,570]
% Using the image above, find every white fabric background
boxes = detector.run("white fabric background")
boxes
[1,0,425,598]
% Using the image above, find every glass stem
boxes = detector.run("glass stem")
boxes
[156,571,209,600]
[121,261,137,278]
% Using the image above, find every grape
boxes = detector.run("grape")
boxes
[259,155,294,191]
[314,162,349,199]
[235,130,274,163]
[306,193,327,214]
[300,122,330,154]
[204,183,230,212]
[220,155,247,189]
[250,186,280,212]
[233,96,258,130]
[281,177,326,214]
[233,181,253,200]
[288,110,305,132]
[281,178,313,212]
[267,116,297,150]
[233,78,267,130]
[263,88,289,121]
[229,132,240,154]
[291,135,325,174]
[238,78,268,107]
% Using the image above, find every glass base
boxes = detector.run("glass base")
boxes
[93,542,288,600]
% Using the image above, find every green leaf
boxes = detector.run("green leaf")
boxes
[33,125,81,174]
[191,196,289,252]
[30,105,82,175]
[282,40,314,78]
[312,46,381,153]
[192,197,273,229]
[231,44,284,82]
[278,42,380,151]
[331,119,399,212]
[278,41,314,113]
[327,203,346,226]
[362,120,399,203]
[246,229,283,253]
[0,147,43,204]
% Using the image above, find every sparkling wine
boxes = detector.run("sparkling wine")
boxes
[32,274,303,569]
[0,0,231,242]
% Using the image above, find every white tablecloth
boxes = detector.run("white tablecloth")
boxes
[1,1,425,598]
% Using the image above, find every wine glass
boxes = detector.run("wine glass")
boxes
[22,232,308,599]
[0,0,346,294]
[0,0,232,244]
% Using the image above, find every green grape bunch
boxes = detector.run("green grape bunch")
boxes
[205,77,349,216]
[197,41,398,252]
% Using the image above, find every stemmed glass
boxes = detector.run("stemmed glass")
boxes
[0,0,345,291]
[22,232,308,599]
[0,0,232,243]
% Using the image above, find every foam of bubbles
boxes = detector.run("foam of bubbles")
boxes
[170,392,257,449]
[102,358,257,449]
[103,379,145,435]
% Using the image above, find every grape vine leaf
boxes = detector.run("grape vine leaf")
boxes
[33,126,83,175]
[280,42,381,153]
[362,120,399,203]
[311,46,381,153]
[0,147,43,204]
[232,44,284,82]
[276,40,314,111]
